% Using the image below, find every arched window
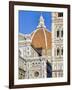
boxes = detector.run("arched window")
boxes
[19,49,21,56]
[61,48,63,55]
[57,30,59,38]
[58,13,63,17]
[19,68,26,79]
[61,30,63,37]
[57,48,60,56]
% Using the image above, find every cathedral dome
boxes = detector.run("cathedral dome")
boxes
[31,28,51,49]
[31,14,52,50]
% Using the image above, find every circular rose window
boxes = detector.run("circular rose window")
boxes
[34,71,39,77]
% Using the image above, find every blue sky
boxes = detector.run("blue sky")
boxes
[19,10,52,34]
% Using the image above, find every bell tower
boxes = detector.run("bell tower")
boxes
[52,12,63,77]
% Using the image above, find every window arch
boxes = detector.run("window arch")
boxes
[61,48,63,55]
[61,30,63,37]
[57,30,59,38]
[56,26,63,38]
[19,49,21,56]
[19,68,26,79]
[58,13,63,17]
[57,48,60,56]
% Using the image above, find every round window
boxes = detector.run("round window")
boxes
[34,71,39,77]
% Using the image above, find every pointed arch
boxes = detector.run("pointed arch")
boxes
[57,47,60,56]
[61,29,63,37]
[57,30,59,37]
[61,47,63,55]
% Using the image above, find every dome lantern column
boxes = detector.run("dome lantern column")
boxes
[37,13,46,28]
